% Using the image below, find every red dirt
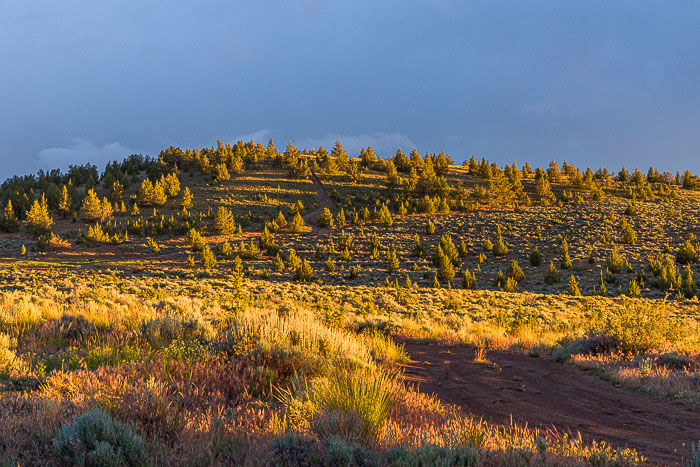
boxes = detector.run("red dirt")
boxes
[402,341,700,466]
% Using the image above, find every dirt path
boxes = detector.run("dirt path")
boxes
[303,171,335,233]
[402,341,700,465]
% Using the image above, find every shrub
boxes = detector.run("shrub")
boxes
[676,239,698,264]
[529,246,542,266]
[462,269,476,290]
[544,261,560,284]
[568,275,582,296]
[0,333,19,374]
[310,370,396,443]
[52,409,145,467]
[200,244,217,269]
[271,433,320,466]
[295,259,315,282]
[55,314,96,341]
[493,227,508,256]
[606,246,625,273]
[317,208,334,228]
[506,260,524,283]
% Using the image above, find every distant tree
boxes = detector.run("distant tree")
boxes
[331,140,349,171]
[213,163,230,183]
[1,200,19,232]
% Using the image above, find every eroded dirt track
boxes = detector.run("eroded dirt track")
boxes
[402,341,700,465]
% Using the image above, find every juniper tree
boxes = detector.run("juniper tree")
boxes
[544,261,560,284]
[287,211,305,232]
[317,208,334,228]
[462,269,476,290]
[506,260,524,283]
[387,249,400,272]
[200,244,217,270]
[568,275,582,296]
[529,246,542,266]
[560,237,572,269]
[493,226,508,256]
[1,200,18,232]
[181,187,193,212]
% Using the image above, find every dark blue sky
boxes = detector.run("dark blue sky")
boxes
[2,1,700,177]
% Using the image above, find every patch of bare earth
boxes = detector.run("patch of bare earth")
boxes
[402,341,700,466]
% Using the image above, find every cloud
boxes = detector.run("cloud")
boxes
[232,129,271,143]
[295,132,417,157]
[37,138,137,172]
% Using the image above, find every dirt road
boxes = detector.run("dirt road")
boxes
[402,341,700,465]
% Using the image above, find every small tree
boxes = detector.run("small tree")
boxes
[289,212,306,232]
[58,185,72,218]
[544,261,560,284]
[568,275,582,296]
[181,187,193,211]
[1,200,18,232]
[676,239,698,264]
[506,260,524,283]
[201,244,217,269]
[560,237,572,269]
[213,163,230,182]
[295,259,315,282]
[462,269,476,290]
[25,194,53,236]
[214,207,236,235]
[493,226,508,256]
[387,249,400,273]
[317,208,334,228]
[529,246,542,266]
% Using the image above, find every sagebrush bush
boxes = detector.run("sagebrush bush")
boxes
[54,314,96,341]
[52,408,145,467]
[309,369,397,443]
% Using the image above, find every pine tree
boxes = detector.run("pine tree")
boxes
[436,246,455,281]
[214,207,236,235]
[213,163,230,182]
[181,187,193,211]
[153,180,167,206]
[138,179,155,206]
[387,249,400,272]
[506,260,524,283]
[58,185,72,218]
[682,264,695,298]
[597,270,607,296]
[560,237,572,269]
[529,246,542,266]
[81,189,105,222]
[331,140,349,171]
[200,244,217,269]
[25,194,53,235]
[317,208,334,228]
[1,200,18,232]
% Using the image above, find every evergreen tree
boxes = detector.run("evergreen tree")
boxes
[544,261,560,284]
[331,140,349,170]
[25,194,53,235]
[289,212,306,232]
[436,246,455,281]
[58,185,72,218]
[568,275,582,296]
[200,244,217,270]
[213,163,230,182]
[387,249,400,272]
[1,200,18,232]
[560,237,572,269]
[181,187,193,211]
[493,226,508,256]
[81,189,105,222]
[462,269,476,289]
[214,207,236,235]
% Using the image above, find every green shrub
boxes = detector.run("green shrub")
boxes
[676,239,698,264]
[310,370,396,443]
[544,261,560,285]
[271,433,320,466]
[529,246,542,266]
[52,409,145,467]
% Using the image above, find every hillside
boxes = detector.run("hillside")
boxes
[0,139,699,465]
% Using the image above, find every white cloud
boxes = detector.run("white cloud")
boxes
[37,138,137,172]
[232,129,271,143]
[295,132,417,157]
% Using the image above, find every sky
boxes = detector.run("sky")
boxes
[2,0,700,178]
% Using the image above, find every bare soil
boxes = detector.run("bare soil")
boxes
[402,341,700,466]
